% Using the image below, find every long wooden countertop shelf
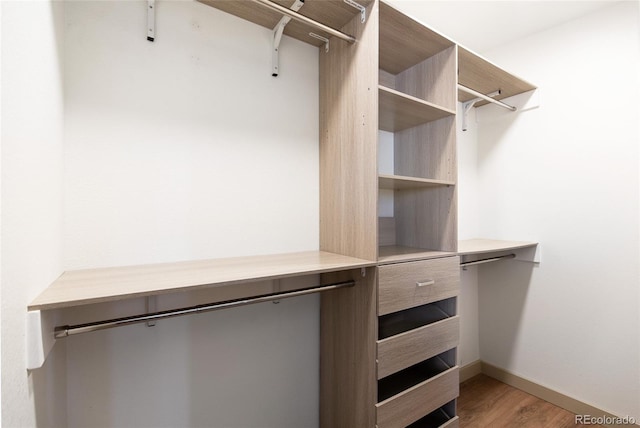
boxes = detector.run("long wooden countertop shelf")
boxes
[379,174,455,190]
[457,239,538,256]
[28,251,376,311]
[379,85,456,132]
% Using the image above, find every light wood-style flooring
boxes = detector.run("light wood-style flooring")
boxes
[458,375,604,428]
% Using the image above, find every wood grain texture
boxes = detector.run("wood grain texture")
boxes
[198,0,372,47]
[378,217,396,247]
[395,186,458,253]
[320,268,377,428]
[457,239,538,256]
[379,174,454,190]
[395,116,457,183]
[378,256,459,316]
[377,316,459,379]
[320,0,378,261]
[458,46,537,105]
[28,251,376,311]
[379,86,455,132]
[377,367,459,428]
[379,1,454,74]
[458,374,604,428]
[396,45,457,111]
[377,246,454,265]
[379,69,396,89]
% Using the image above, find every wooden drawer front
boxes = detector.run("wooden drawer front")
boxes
[378,256,459,316]
[377,316,459,379]
[376,367,459,428]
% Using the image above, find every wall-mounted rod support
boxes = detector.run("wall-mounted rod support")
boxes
[147,0,155,42]
[460,253,516,268]
[461,89,501,131]
[54,280,355,338]
[458,84,516,111]
[272,0,305,76]
[343,0,366,23]
[251,0,356,43]
[309,32,329,53]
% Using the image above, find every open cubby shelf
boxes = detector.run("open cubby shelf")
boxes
[379,174,455,190]
[378,300,453,340]
[379,85,456,132]
[378,352,454,402]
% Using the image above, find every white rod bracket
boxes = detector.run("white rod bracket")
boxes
[309,32,329,53]
[272,0,305,77]
[343,0,366,23]
[459,84,515,111]
[146,296,157,326]
[460,89,500,132]
[147,0,156,42]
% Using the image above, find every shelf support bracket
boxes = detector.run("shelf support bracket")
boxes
[461,89,500,132]
[272,0,305,77]
[147,0,156,42]
[309,32,329,53]
[146,296,157,326]
[343,0,366,23]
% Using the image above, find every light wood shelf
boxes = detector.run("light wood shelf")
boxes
[379,85,456,132]
[198,0,372,47]
[379,1,454,75]
[458,46,537,106]
[378,246,455,265]
[29,251,376,311]
[379,174,455,190]
[457,239,538,256]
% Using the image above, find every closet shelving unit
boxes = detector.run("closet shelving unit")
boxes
[27,1,537,427]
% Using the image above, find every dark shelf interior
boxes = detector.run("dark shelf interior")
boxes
[378,299,454,340]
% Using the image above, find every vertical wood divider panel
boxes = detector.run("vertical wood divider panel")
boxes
[396,46,457,110]
[320,268,377,428]
[320,1,379,427]
[319,0,379,262]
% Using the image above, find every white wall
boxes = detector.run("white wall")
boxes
[1,1,67,427]
[472,1,639,419]
[62,1,319,427]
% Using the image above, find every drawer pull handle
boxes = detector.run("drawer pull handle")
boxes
[416,279,435,287]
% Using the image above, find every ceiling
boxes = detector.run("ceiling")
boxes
[383,0,624,53]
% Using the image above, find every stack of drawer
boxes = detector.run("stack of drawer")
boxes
[376,256,461,428]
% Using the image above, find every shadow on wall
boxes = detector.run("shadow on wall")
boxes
[477,260,536,369]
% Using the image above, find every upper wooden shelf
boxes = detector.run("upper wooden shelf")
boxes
[458,239,538,256]
[379,1,455,75]
[458,46,536,106]
[379,174,454,190]
[198,0,372,47]
[379,85,456,132]
[28,251,376,311]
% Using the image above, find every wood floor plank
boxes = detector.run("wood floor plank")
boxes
[458,374,604,428]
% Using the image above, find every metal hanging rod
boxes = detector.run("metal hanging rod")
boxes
[54,280,355,338]
[458,84,517,111]
[460,253,516,268]
[250,0,356,43]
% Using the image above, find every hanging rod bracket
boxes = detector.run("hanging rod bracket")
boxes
[461,89,500,131]
[252,0,356,43]
[146,296,157,327]
[272,0,305,76]
[147,0,155,42]
[459,84,516,111]
[343,0,366,23]
[309,32,329,53]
